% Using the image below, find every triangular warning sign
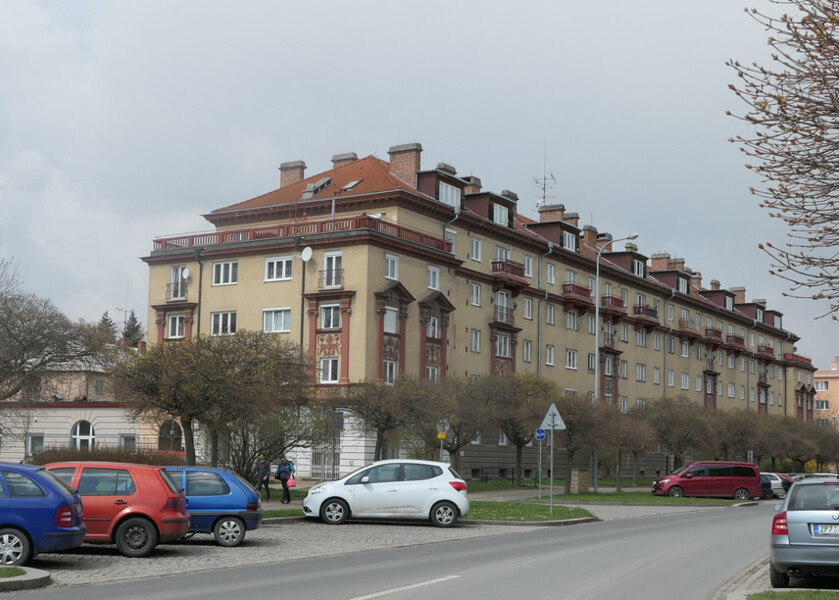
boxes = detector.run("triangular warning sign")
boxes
[541,403,566,430]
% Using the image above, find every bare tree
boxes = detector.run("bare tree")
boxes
[728,1,839,315]
[604,405,657,489]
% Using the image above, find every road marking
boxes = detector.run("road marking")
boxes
[349,575,460,599]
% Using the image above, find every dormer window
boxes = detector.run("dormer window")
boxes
[493,203,509,226]
[677,277,689,294]
[774,314,782,328]
[725,296,734,311]
[632,259,645,278]
[562,231,578,252]
[439,182,461,209]
[756,307,764,322]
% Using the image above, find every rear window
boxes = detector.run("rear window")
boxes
[159,468,181,494]
[1,471,45,497]
[789,484,839,511]
[733,466,757,477]
[39,468,75,496]
[49,467,77,486]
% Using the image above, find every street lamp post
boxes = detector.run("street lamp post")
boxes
[593,233,638,493]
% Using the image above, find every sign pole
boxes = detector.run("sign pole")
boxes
[550,413,555,514]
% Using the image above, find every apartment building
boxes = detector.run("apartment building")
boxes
[814,357,839,426]
[142,142,816,477]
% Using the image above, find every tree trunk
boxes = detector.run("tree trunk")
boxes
[616,449,623,492]
[632,451,640,486]
[182,417,196,466]
[564,449,576,495]
[515,444,523,486]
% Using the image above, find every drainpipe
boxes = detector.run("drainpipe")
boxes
[661,289,676,401]
[536,242,554,375]
[194,248,204,336]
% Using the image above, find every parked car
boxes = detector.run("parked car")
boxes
[776,473,794,493]
[164,466,263,546]
[0,462,86,566]
[760,474,773,500]
[770,477,839,587]
[761,472,787,499]
[303,459,469,527]
[45,461,190,557]
[651,461,761,500]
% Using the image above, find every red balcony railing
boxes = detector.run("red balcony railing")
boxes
[727,334,745,347]
[784,352,813,365]
[705,328,723,340]
[601,295,625,308]
[491,260,525,278]
[562,283,592,298]
[152,216,452,253]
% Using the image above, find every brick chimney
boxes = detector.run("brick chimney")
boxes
[650,253,670,271]
[463,175,482,195]
[279,160,306,188]
[669,257,685,271]
[581,225,598,248]
[710,279,721,290]
[596,232,614,252]
[731,286,746,304]
[538,203,565,223]
[388,143,422,186]
[437,162,457,175]
[331,152,358,169]
[691,272,703,290]
[564,211,579,227]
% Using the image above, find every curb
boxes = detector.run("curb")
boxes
[0,567,51,592]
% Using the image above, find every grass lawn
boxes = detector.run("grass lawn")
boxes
[0,567,25,578]
[467,501,591,521]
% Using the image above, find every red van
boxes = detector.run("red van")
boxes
[651,461,761,500]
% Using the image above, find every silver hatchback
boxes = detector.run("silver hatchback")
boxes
[770,477,839,587]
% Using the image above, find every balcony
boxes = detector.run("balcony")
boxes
[601,332,616,349]
[491,259,527,293]
[677,317,701,342]
[493,305,515,325]
[705,327,723,349]
[319,269,344,290]
[726,333,745,350]
[166,282,187,301]
[561,283,594,313]
[757,345,776,359]
[784,352,813,367]
[598,295,627,323]
[152,216,452,254]
[633,305,659,330]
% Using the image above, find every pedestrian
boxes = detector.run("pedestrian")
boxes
[255,454,271,501]
[274,456,296,504]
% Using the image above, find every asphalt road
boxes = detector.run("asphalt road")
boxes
[7,502,771,600]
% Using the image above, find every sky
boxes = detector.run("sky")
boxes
[1,0,835,370]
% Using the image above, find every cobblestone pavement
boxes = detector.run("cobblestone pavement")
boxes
[27,520,544,588]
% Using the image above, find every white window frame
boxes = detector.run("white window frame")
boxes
[493,203,509,225]
[471,329,481,352]
[546,304,556,325]
[546,344,555,366]
[426,316,440,339]
[496,334,511,358]
[471,238,482,262]
[383,360,397,385]
[263,307,291,333]
[523,297,533,320]
[265,256,292,281]
[385,254,399,280]
[523,339,532,362]
[211,311,237,336]
[565,309,578,330]
[546,264,556,285]
[321,304,341,330]
[168,314,185,339]
[383,307,399,334]
[523,255,533,277]
[212,261,238,286]
[636,363,646,382]
[426,366,439,383]
[565,348,578,370]
[320,357,339,384]
[470,283,481,307]
[428,266,440,290]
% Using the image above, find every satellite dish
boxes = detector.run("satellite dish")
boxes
[182,267,190,279]
[301,247,313,262]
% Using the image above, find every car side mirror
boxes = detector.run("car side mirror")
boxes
[684,473,692,479]
[360,476,370,484]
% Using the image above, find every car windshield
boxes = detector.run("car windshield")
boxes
[39,468,75,496]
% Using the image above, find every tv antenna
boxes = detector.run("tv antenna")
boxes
[534,139,556,207]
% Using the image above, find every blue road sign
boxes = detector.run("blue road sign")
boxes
[535,428,546,441]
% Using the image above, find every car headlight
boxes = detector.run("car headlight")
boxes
[659,478,670,485]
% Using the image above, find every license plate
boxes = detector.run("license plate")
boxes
[813,524,839,535]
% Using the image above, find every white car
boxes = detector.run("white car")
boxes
[302,459,469,527]
[761,472,787,499]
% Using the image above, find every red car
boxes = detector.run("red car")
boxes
[651,461,761,500]
[45,461,190,557]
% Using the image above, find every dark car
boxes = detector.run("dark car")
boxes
[0,462,86,566]
[770,478,839,587]
[760,474,773,500]
[164,466,263,546]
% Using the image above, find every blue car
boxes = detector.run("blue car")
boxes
[164,467,262,546]
[0,462,86,565]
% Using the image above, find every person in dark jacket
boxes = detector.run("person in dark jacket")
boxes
[274,456,295,504]
[255,455,271,501]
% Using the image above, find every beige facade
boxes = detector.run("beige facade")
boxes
[142,143,817,476]
[814,357,839,426]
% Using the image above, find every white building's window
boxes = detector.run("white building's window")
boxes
[681,373,689,390]
[385,254,399,280]
[428,266,440,290]
[496,334,511,358]
[632,259,645,277]
[523,297,533,320]
[636,329,646,347]
[263,308,291,333]
[119,434,136,451]
[523,339,532,362]
[445,229,457,255]
[320,357,339,383]
[384,307,399,334]
[321,304,341,329]
[471,329,481,352]
[546,264,555,285]
[636,363,646,382]
[439,181,461,208]
[426,366,439,383]
[265,256,292,281]
[470,283,481,307]
[546,344,555,366]
[383,360,397,385]
[566,349,578,370]
[323,252,343,287]
[653,367,661,384]
[27,434,44,456]
[493,203,509,226]
[471,238,482,262]
[211,311,237,335]
[565,309,577,330]
[563,230,578,251]
[213,261,238,285]
[546,304,556,325]
[71,420,95,450]
[522,255,533,277]
[426,316,440,339]
[168,314,185,339]
[498,430,508,446]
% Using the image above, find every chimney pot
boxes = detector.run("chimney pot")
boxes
[436,162,457,175]
[388,143,423,186]
[279,160,307,188]
[463,175,482,194]
[538,203,565,223]
[331,152,358,169]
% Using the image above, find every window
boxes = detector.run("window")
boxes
[471,238,482,262]
[383,360,396,385]
[546,264,556,285]
[725,296,734,310]
[493,203,509,225]
[523,256,533,277]
[471,329,481,352]
[323,252,343,287]
[620,324,629,343]
[470,283,481,306]
[496,334,511,358]
[632,259,645,277]
[680,341,689,357]
[265,256,292,281]
[321,304,340,329]
[211,311,236,335]
[426,316,440,338]
[667,304,674,322]
[565,270,578,284]
[383,307,398,334]
[653,333,661,351]
[545,304,555,325]
[2,471,44,497]
[620,360,628,379]
[668,370,675,387]
[168,314,185,339]
[816,381,829,391]
[94,379,105,394]
[546,345,555,366]
[213,261,238,285]
[27,434,44,456]
[263,308,291,333]
[588,315,596,335]
[563,230,578,251]
[320,357,339,383]
[604,357,614,376]
[385,254,399,280]
[678,277,689,294]
[636,329,646,347]
[119,434,136,451]
[444,229,457,255]
[428,266,440,290]
[636,363,646,382]
[523,297,533,320]
[565,309,577,330]
[498,430,508,446]
[169,265,188,300]
[681,373,689,390]
[566,349,578,370]
[816,399,829,411]
[696,344,703,360]
[523,339,532,362]
[71,420,95,450]
[439,181,461,208]
[588,353,596,372]
[426,366,439,383]
[653,367,660,384]
[728,354,735,369]
[620,396,628,414]
[728,383,735,398]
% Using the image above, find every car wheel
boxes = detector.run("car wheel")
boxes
[777,490,786,499]
[667,486,684,498]
[320,498,349,524]
[115,517,158,558]
[0,528,30,566]
[734,488,751,501]
[430,501,458,527]
[213,517,245,547]
[769,564,789,588]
